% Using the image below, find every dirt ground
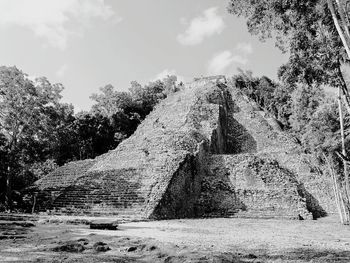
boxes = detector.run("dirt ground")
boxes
[1,215,350,263]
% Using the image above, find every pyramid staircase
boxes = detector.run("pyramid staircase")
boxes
[35,165,150,220]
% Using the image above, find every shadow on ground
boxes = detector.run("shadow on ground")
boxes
[231,247,350,263]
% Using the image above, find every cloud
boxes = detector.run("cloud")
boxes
[236,42,253,54]
[207,51,247,75]
[177,7,225,46]
[56,64,68,78]
[153,69,185,83]
[207,42,254,75]
[0,0,116,50]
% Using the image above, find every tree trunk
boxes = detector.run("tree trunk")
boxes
[335,0,350,42]
[338,87,350,223]
[5,141,16,211]
[31,194,37,214]
[325,152,350,224]
[325,153,344,223]
[339,88,350,192]
[338,64,350,115]
[5,163,12,211]
[318,22,350,115]
[327,0,350,59]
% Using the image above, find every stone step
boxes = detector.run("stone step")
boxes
[54,195,145,200]
[52,200,144,208]
[51,204,145,211]
[52,199,144,203]
[0,214,38,222]
[201,209,303,220]
[231,210,302,220]
[58,193,146,197]
[39,206,144,213]
[42,209,146,220]
[41,207,143,213]
[52,196,145,200]
[49,210,144,216]
[45,182,149,216]
[54,191,143,193]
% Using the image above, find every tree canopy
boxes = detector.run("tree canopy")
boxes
[227,0,348,90]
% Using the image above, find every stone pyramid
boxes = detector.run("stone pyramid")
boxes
[33,78,327,220]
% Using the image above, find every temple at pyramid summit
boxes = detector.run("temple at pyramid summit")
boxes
[32,77,328,221]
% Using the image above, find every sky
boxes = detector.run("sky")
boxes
[0,0,289,111]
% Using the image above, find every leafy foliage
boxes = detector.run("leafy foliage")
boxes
[231,71,343,155]
[227,0,346,88]
[232,70,292,128]
[289,84,325,133]
[301,100,341,153]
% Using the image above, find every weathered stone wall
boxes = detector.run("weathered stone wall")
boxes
[197,154,323,220]
[151,142,208,219]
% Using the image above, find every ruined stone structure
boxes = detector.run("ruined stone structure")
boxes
[33,79,327,220]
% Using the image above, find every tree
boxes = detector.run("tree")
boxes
[0,133,8,209]
[91,76,179,120]
[0,66,64,209]
[232,71,292,127]
[129,80,167,116]
[41,102,76,165]
[270,84,294,128]
[227,0,349,105]
[326,0,350,220]
[289,84,325,133]
[326,0,350,60]
[90,84,133,117]
[70,112,117,160]
[301,98,340,153]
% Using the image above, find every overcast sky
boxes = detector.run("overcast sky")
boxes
[0,0,288,111]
